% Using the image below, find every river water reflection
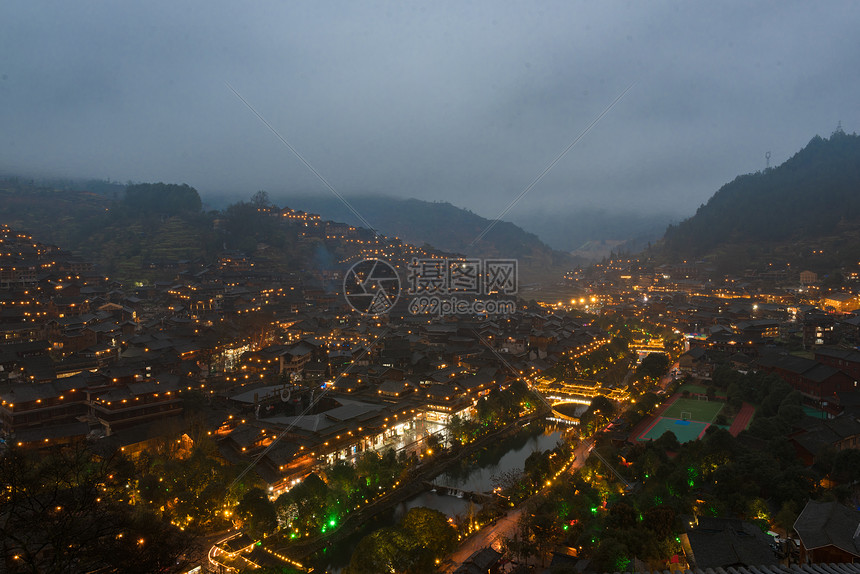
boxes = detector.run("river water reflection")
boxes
[315,419,572,572]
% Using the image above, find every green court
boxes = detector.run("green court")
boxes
[639,417,710,443]
[661,397,724,423]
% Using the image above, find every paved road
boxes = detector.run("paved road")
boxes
[439,437,595,573]
[659,361,680,391]
[207,529,242,572]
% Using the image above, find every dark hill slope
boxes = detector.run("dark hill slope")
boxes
[659,130,860,270]
[275,194,572,266]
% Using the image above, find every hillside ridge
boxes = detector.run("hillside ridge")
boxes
[656,129,860,271]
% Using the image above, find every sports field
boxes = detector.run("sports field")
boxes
[639,417,710,443]
[633,395,726,444]
[661,397,724,423]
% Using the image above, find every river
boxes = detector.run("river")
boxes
[312,419,571,572]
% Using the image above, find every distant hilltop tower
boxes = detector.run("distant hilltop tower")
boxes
[765,151,771,170]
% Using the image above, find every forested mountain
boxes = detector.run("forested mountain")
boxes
[2,180,356,283]
[272,194,574,267]
[657,129,860,271]
[0,180,223,280]
[0,181,457,284]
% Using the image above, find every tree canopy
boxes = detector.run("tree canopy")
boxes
[658,130,860,271]
[122,182,202,215]
[0,445,193,573]
[347,507,457,574]
[636,352,671,380]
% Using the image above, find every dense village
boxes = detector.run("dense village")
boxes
[2,207,860,573]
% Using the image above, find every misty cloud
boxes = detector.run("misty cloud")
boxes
[2,1,859,224]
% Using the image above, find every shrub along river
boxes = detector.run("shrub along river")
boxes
[313,418,575,572]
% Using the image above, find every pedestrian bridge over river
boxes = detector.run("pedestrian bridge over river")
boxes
[528,376,630,425]
[535,377,629,403]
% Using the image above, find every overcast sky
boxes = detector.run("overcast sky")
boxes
[3,1,859,222]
